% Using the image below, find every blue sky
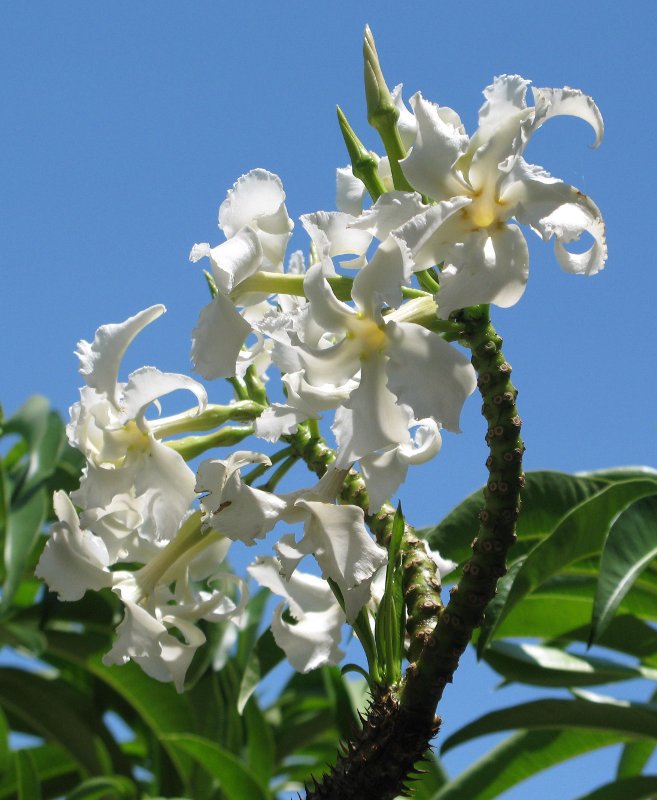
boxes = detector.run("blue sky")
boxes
[2,2,656,797]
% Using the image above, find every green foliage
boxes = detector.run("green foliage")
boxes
[414,467,657,797]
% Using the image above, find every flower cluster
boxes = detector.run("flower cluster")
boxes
[36,67,605,691]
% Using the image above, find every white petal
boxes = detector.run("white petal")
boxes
[391,83,417,150]
[197,456,287,544]
[332,355,411,466]
[434,224,530,317]
[275,531,310,578]
[131,441,197,543]
[271,601,345,673]
[35,491,112,601]
[336,166,366,216]
[121,367,207,428]
[294,499,387,621]
[385,322,476,432]
[248,556,336,615]
[399,92,469,201]
[360,448,408,513]
[506,161,607,276]
[348,191,427,241]
[205,228,263,294]
[398,418,442,465]
[531,86,604,148]
[301,211,372,269]
[303,262,354,333]
[393,197,472,271]
[352,234,413,316]
[477,75,531,133]
[191,294,252,380]
[75,305,165,404]
[218,169,293,266]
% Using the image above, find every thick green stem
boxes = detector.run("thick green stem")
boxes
[307,306,525,800]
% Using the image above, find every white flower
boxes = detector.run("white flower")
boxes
[69,305,207,544]
[247,557,345,673]
[288,257,475,466]
[392,75,606,316]
[189,169,294,379]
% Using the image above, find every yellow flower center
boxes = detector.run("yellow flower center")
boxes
[351,315,387,358]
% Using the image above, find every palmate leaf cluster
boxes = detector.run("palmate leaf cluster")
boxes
[2,395,657,799]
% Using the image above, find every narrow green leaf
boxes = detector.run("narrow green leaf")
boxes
[617,740,657,779]
[574,775,657,800]
[591,495,657,644]
[65,775,137,800]
[483,641,657,688]
[2,488,47,611]
[617,686,657,778]
[322,666,359,740]
[15,750,41,800]
[244,698,275,790]
[479,479,657,651]
[441,696,657,755]
[0,744,76,800]
[161,734,269,800]
[432,729,625,800]
[237,628,285,714]
[236,588,271,669]
[0,705,8,774]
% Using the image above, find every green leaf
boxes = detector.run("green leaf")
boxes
[574,775,657,800]
[432,729,625,800]
[237,628,285,714]
[483,641,657,688]
[244,698,275,790]
[591,494,657,644]
[322,666,359,740]
[2,487,47,611]
[478,478,657,651]
[0,705,8,774]
[15,750,41,800]
[3,397,66,493]
[65,775,137,800]
[441,695,657,755]
[0,744,77,800]
[420,470,611,567]
[161,734,269,800]
[0,667,112,776]
[617,740,657,779]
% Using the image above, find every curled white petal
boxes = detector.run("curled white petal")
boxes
[75,305,165,405]
[35,491,112,601]
[191,293,252,380]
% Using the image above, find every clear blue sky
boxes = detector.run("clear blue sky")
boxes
[2,2,656,797]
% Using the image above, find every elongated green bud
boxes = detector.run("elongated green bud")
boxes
[336,106,385,201]
[363,25,398,130]
[362,26,413,193]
